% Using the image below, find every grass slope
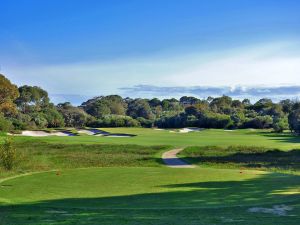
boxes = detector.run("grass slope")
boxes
[0,167,299,224]
[0,142,169,179]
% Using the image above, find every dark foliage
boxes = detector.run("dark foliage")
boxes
[0,73,299,132]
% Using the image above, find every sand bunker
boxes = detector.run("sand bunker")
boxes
[168,128,203,133]
[78,129,109,136]
[77,129,95,135]
[179,128,203,133]
[17,130,74,137]
[13,128,135,138]
[21,131,51,137]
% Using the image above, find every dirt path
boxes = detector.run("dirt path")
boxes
[162,149,196,168]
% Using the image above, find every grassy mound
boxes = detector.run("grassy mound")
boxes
[0,141,170,179]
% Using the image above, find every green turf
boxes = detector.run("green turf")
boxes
[0,128,299,224]
[4,128,300,150]
[0,167,299,224]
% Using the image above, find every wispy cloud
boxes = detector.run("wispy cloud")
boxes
[120,85,300,101]
[3,40,300,104]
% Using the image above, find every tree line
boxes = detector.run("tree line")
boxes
[1,73,300,133]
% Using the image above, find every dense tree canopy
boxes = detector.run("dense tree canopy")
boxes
[15,85,50,113]
[288,109,300,133]
[58,102,89,127]
[1,73,300,134]
[127,99,153,120]
[0,74,19,116]
[80,95,126,118]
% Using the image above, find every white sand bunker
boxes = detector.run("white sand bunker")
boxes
[248,205,293,216]
[168,128,203,133]
[21,131,51,137]
[178,128,203,133]
[77,129,95,135]
[19,130,72,137]
[51,132,71,136]
[78,129,109,136]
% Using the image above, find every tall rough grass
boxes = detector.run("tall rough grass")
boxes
[0,138,17,170]
[0,140,170,178]
[181,145,300,172]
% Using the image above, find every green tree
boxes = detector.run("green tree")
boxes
[81,95,126,118]
[0,74,19,116]
[288,109,300,133]
[245,116,273,129]
[0,114,13,132]
[43,105,65,128]
[185,106,198,116]
[280,99,293,114]
[15,85,50,113]
[209,95,233,114]
[57,102,89,127]
[230,111,246,128]
[127,99,154,119]
[273,116,289,133]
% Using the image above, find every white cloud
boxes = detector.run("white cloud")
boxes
[3,40,300,101]
[162,41,300,86]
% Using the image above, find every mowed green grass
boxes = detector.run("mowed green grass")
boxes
[0,167,299,224]
[0,128,300,224]
[7,128,300,150]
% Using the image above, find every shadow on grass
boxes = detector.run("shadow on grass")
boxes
[0,173,299,224]
[258,132,300,144]
[182,149,300,171]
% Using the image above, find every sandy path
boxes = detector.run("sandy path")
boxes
[162,149,196,168]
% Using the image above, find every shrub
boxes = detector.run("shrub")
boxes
[0,138,17,170]
[0,114,13,132]
[273,117,289,133]
[199,112,233,129]
[87,115,140,127]
[243,115,273,129]
[43,107,65,128]
[137,117,153,128]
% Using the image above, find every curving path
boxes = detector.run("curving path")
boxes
[162,148,196,168]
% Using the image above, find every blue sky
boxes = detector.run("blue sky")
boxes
[1,0,300,105]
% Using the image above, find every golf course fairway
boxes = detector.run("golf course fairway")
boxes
[0,128,300,224]
[0,167,299,224]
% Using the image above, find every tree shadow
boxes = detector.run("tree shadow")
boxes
[258,132,300,144]
[183,149,300,171]
[0,173,299,224]
[162,157,191,166]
